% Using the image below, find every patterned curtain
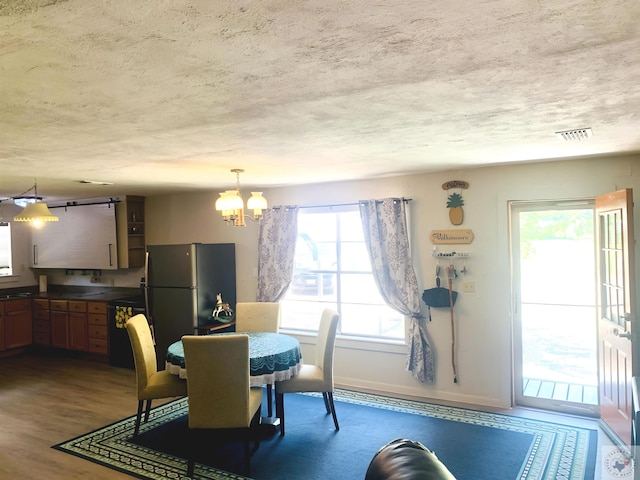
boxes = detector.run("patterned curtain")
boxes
[359,198,434,384]
[256,206,299,302]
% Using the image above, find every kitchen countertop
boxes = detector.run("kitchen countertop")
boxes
[0,286,141,302]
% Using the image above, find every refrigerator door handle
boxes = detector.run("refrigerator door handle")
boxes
[143,250,156,345]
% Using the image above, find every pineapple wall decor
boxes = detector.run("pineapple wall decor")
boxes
[442,180,469,226]
[429,180,473,245]
[447,193,464,225]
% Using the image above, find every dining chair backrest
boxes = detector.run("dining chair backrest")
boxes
[235,302,281,332]
[273,308,340,436]
[126,314,187,437]
[182,334,259,429]
[316,308,340,381]
[126,314,159,394]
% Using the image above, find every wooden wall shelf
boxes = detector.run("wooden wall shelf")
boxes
[116,196,145,268]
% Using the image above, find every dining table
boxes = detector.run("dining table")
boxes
[165,331,303,423]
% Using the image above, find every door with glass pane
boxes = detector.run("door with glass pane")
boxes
[511,201,599,415]
[596,188,636,445]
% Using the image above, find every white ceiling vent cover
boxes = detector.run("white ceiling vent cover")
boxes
[555,128,593,141]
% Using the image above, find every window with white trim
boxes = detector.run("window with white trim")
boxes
[280,205,404,340]
[0,222,13,276]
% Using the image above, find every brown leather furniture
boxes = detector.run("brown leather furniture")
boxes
[365,438,457,480]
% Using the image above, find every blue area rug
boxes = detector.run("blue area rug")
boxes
[53,389,597,479]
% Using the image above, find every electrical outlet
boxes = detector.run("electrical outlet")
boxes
[462,281,476,293]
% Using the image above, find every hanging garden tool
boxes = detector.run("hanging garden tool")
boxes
[446,264,458,383]
[422,265,459,383]
[422,265,458,316]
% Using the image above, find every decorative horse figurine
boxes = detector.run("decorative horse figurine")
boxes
[212,293,234,318]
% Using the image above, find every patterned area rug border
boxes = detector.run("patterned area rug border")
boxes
[52,389,596,480]
[333,389,595,480]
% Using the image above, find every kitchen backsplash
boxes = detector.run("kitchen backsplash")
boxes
[42,267,144,288]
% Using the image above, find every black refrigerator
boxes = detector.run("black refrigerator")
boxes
[144,243,236,369]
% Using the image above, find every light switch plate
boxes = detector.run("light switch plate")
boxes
[462,281,476,293]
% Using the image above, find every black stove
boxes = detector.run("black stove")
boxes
[108,295,146,369]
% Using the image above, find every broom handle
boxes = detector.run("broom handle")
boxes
[448,277,457,383]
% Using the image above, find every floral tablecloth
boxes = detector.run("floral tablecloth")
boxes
[166,331,302,386]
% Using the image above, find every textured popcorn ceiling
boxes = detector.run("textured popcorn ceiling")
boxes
[1,0,639,200]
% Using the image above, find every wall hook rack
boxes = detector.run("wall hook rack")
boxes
[432,250,470,275]
[432,251,471,258]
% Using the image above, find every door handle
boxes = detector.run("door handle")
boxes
[615,329,632,339]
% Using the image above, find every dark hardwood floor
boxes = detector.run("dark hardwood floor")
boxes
[0,351,176,479]
[0,351,609,479]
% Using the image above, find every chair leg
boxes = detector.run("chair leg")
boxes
[322,392,331,413]
[243,439,251,475]
[276,392,285,436]
[143,399,152,422]
[242,409,262,476]
[187,458,195,478]
[326,392,339,431]
[251,408,262,450]
[266,384,273,417]
[134,400,144,436]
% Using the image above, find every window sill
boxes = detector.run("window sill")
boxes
[0,275,20,285]
[337,335,406,354]
[280,328,407,354]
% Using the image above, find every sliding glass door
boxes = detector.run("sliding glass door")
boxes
[510,200,599,415]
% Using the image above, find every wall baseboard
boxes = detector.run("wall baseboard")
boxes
[335,376,510,410]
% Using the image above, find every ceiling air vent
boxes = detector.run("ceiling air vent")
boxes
[555,128,593,141]
[77,180,114,185]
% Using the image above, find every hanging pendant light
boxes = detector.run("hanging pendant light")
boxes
[247,192,268,217]
[215,169,267,226]
[13,181,59,226]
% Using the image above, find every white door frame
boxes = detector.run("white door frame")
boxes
[510,198,599,416]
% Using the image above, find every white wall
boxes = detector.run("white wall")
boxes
[8,155,640,409]
[143,155,640,409]
[144,192,262,302]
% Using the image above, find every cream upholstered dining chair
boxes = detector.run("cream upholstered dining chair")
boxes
[235,302,281,332]
[275,308,340,436]
[182,334,263,477]
[125,314,188,436]
[235,301,281,415]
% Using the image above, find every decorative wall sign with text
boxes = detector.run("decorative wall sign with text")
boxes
[430,229,474,244]
[442,180,469,226]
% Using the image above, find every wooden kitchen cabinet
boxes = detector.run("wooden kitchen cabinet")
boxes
[31,298,108,357]
[68,301,88,351]
[87,301,108,355]
[3,298,32,350]
[32,298,51,346]
[31,203,118,270]
[50,300,69,349]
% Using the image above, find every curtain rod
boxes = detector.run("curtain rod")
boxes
[296,197,412,209]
